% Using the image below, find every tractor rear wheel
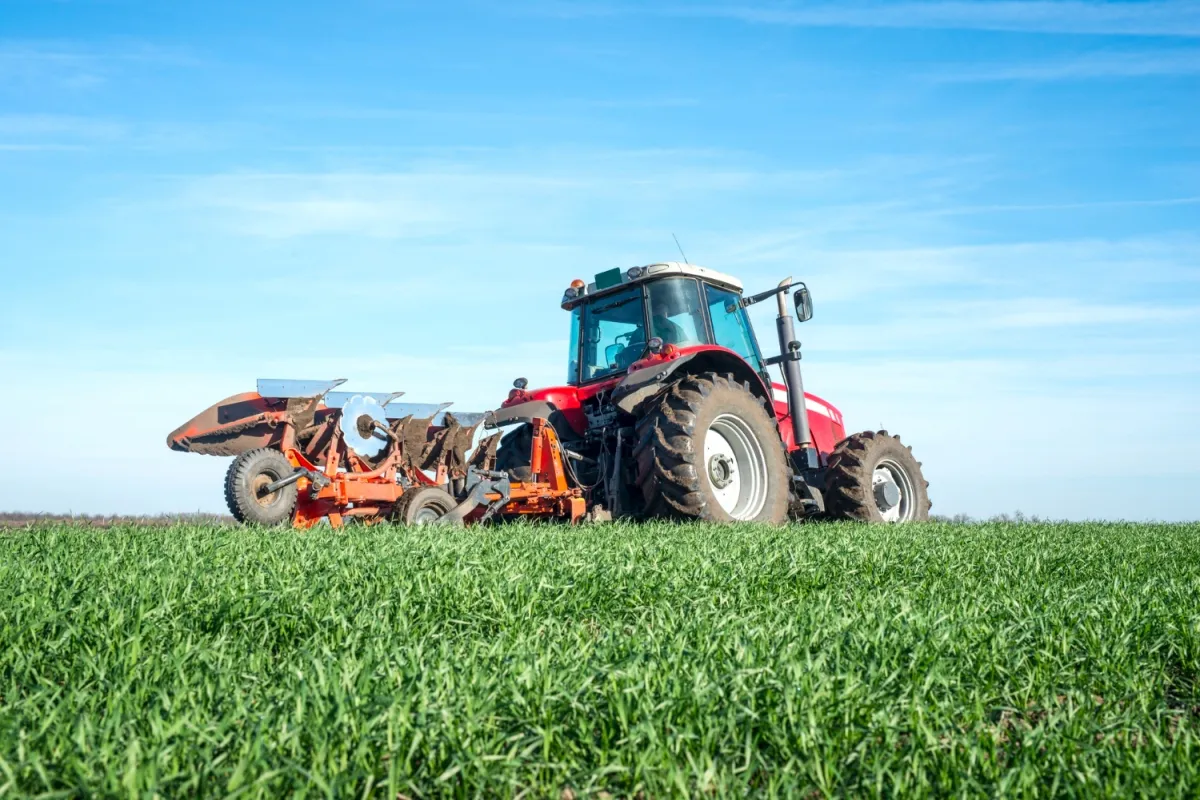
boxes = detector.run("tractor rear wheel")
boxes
[224,448,298,526]
[824,431,931,522]
[393,486,461,526]
[632,372,789,523]
[495,424,534,482]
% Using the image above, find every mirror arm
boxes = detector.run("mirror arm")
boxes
[728,280,806,312]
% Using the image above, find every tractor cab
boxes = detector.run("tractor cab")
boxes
[561,263,765,385]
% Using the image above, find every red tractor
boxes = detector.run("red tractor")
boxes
[168,262,929,525]
[488,262,929,524]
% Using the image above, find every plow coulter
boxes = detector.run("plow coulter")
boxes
[167,379,585,528]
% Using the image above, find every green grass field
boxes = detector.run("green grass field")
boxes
[2,522,1198,798]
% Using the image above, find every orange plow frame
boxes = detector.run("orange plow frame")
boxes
[285,417,584,528]
[480,418,586,523]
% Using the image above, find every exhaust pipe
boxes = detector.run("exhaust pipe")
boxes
[775,278,818,471]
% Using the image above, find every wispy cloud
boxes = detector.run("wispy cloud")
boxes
[181,151,971,241]
[182,163,815,239]
[0,42,104,88]
[644,1,1200,37]
[0,40,197,89]
[184,171,579,239]
[0,113,234,153]
[931,197,1200,213]
[0,143,85,151]
[934,49,1200,82]
[0,113,125,140]
[804,297,1200,356]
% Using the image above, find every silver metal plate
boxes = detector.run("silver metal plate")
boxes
[254,380,482,428]
[257,378,347,399]
[381,402,450,421]
[325,391,404,410]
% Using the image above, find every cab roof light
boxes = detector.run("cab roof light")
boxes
[563,278,587,301]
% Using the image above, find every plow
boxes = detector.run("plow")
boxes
[169,262,931,527]
[168,381,586,527]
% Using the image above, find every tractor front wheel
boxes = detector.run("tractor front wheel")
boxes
[224,448,299,526]
[632,372,790,523]
[824,431,931,522]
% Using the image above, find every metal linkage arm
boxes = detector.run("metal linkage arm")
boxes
[727,280,807,312]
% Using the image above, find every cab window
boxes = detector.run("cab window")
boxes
[704,284,764,373]
[646,278,705,347]
[579,285,647,381]
[567,306,582,384]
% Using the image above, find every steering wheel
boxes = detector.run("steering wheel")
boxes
[605,332,646,371]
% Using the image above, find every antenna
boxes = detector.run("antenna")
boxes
[672,233,689,265]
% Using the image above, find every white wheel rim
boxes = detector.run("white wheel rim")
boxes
[872,458,915,522]
[704,413,769,520]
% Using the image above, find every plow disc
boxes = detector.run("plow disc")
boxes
[167,379,581,528]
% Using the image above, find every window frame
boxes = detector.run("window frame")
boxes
[568,277,769,386]
[701,281,768,376]
[574,283,651,386]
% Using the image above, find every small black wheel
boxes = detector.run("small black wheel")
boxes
[824,431,931,522]
[393,486,461,526]
[224,448,298,526]
[495,424,534,482]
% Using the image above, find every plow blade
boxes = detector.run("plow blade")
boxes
[167,378,485,463]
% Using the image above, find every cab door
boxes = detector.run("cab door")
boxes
[702,283,766,374]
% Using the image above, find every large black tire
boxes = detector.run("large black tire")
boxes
[824,430,931,522]
[632,372,790,523]
[392,486,461,526]
[224,448,298,526]
[495,424,534,482]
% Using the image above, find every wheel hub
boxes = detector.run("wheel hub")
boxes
[872,459,915,522]
[708,453,736,489]
[252,473,280,507]
[412,506,444,525]
[874,478,901,511]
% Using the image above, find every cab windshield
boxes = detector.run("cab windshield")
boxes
[571,277,710,383]
[577,285,645,382]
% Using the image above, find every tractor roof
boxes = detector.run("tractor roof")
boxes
[561,262,743,309]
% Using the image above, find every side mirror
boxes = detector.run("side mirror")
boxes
[794,285,813,322]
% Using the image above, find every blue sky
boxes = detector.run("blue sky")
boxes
[1,0,1197,519]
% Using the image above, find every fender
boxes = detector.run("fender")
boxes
[611,353,699,415]
[612,348,774,416]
